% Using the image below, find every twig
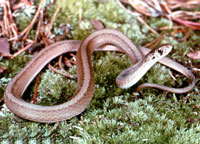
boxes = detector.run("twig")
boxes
[32,73,40,104]
[116,0,158,35]
[35,10,44,41]
[69,136,80,140]
[63,57,73,67]
[137,16,158,35]
[116,0,140,17]
[144,33,164,48]
[49,122,60,133]
[168,70,176,81]
[12,41,34,58]
[3,0,18,38]
[48,63,77,80]
[69,53,76,64]
[170,28,191,41]
[192,68,200,72]
[21,0,45,40]
[78,8,82,23]
[45,6,61,38]
[22,0,33,6]
[158,25,184,30]
[58,55,67,69]
[35,5,60,45]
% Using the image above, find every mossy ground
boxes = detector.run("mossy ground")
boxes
[0,0,200,143]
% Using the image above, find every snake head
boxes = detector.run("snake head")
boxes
[145,44,172,62]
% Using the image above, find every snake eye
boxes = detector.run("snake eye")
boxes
[158,49,163,55]
[120,71,129,77]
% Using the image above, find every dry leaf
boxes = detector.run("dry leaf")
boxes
[120,0,200,30]
[166,0,200,9]
[128,0,162,17]
[0,38,10,56]
[170,11,200,20]
[187,51,200,59]
[90,20,104,30]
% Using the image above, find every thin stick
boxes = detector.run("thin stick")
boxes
[35,10,44,41]
[12,42,34,58]
[21,0,45,40]
[137,17,158,35]
[32,73,40,104]
[48,63,77,80]
[46,6,61,37]
[144,33,164,49]
[116,0,158,35]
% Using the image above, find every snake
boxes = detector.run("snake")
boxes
[4,29,195,123]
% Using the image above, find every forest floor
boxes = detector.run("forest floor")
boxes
[0,0,200,143]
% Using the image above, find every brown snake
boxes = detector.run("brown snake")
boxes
[4,29,195,123]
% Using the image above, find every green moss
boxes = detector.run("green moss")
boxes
[0,54,32,97]
[47,0,147,43]
[0,54,32,78]
[36,69,77,106]
[14,5,35,31]
[0,77,11,98]
[149,17,173,29]
[15,14,32,31]
[75,95,200,143]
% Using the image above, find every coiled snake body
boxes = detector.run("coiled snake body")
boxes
[4,29,195,123]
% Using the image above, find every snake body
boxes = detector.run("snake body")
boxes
[4,29,195,123]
